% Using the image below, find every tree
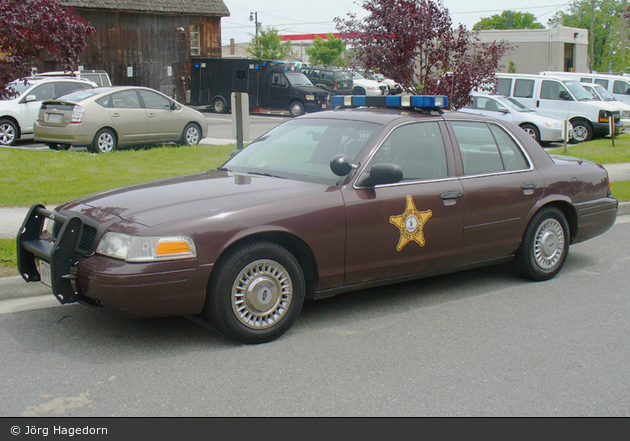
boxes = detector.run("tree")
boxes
[0,0,94,99]
[247,27,294,60]
[550,0,624,72]
[305,33,347,66]
[335,0,511,109]
[473,10,545,30]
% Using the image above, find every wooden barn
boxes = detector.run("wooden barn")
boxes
[41,0,230,102]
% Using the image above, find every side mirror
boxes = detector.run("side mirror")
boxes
[559,90,571,100]
[356,163,403,187]
[330,154,355,177]
[24,95,37,103]
[497,106,509,113]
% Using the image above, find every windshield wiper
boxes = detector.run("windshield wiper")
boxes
[247,171,286,179]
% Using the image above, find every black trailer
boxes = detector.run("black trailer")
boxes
[189,58,328,116]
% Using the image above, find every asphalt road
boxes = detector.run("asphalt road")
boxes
[1,217,629,417]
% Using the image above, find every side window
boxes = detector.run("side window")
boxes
[370,122,448,181]
[190,24,201,56]
[513,79,534,98]
[271,74,288,87]
[138,89,172,109]
[236,69,246,81]
[477,97,499,112]
[27,83,55,101]
[580,77,593,83]
[450,121,528,175]
[497,78,512,96]
[540,80,572,100]
[111,90,141,108]
[613,80,630,94]
[594,79,609,88]
[53,82,83,98]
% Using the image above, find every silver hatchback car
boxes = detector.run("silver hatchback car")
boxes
[34,86,208,153]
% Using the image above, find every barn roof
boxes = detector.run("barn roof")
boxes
[58,0,230,17]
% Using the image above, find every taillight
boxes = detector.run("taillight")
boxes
[333,82,338,90]
[607,169,612,196]
[71,105,85,124]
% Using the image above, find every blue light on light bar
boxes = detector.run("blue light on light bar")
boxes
[331,95,448,109]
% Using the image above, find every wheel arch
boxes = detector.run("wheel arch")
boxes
[208,231,319,299]
[0,115,22,138]
[525,199,578,244]
[93,126,120,144]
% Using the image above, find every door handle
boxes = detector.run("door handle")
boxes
[148,113,156,118]
[440,191,462,200]
[521,182,536,190]
[112,112,120,117]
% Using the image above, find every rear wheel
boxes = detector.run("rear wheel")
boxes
[289,101,304,117]
[512,207,569,281]
[90,128,117,153]
[204,241,305,344]
[212,97,227,114]
[0,118,18,146]
[353,86,366,95]
[180,123,201,146]
[570,119,593,143]
[520,123,541,144]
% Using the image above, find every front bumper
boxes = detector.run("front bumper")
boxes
[17,204,209,318]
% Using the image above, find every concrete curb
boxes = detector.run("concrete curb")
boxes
[0,276,50,301]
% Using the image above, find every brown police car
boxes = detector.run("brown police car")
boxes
[17,95,618,344]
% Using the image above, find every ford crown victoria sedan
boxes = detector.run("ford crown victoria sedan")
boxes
[17,95,618,344]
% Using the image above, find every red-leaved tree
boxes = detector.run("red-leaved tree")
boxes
[335,0,512,109]
[0,0,94,99]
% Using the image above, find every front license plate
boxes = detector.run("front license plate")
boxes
[38,260,51,287]
[46,113,62,123]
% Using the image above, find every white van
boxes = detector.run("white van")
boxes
[496,73,622,142]
[579,82,630,128]
[539,71,630,105]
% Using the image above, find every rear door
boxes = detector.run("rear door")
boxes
[108,89,148,144]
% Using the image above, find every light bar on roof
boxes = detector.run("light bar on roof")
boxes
[331,95,448,109]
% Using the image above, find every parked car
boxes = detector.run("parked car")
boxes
[33,86,208,153]
[361,71,403,95]
[17,95,618,344]
[300,66,353,96]
[36,70,112,87]
[460,93,572,144]
[351,71,389,96]
[0,77,96,146]
[580,82,630,129]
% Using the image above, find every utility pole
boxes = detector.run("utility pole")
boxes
[623,0,627,72]
[590,0,594,72]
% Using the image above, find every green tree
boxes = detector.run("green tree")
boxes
[305,33,346,66]
[550,0,625,72]
[247,27,294,60]
[473,10,544,30]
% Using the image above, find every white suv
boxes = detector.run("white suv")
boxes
[0,77,96,146]
[351,72,389,96]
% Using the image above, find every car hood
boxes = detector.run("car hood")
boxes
[294,85,328,95]
[56,170,325,228]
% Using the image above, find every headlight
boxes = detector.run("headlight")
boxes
[305,94,315,101]
[96,232,197,262]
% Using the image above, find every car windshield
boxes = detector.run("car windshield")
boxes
[563,80,593,101]
[222,118,381,185]
[496,96,533,112]
[53,89,101,102]
[594,85,616,101]
[333,70,352,81]
[5,80,32,98]
[285,72,313,87]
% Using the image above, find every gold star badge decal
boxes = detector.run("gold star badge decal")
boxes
[389,196,432,251]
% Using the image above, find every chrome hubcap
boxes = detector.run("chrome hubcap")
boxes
[231,259,293,330]
[534,218,565,270]
[573,126,587,142]
[98,133,114,153]
[0,123,15,145]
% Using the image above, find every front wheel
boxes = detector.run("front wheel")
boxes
[289,101,304,117]
[520,123,541,144]
[204,241,305,344]
[570,119,593,143]
[180,123,201,146]
[0,118,18,146]
[90,128,117,153]
[512,207,570,281]
[353,87,366,95]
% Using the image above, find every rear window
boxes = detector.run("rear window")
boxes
[54,90,100,102]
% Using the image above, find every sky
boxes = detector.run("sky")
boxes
[220,0,574,46]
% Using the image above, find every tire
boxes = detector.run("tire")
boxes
[204,241,305,344]
[520,123,541,144]
[512,207,570,281]
[180,123,201,146]
[570,119,593,143]
[0,118,18,146]
[90,128,117,153]
[212,97,227,114]
[353,87,366,95]
[46,143,71,151]
[289,101,304,117]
